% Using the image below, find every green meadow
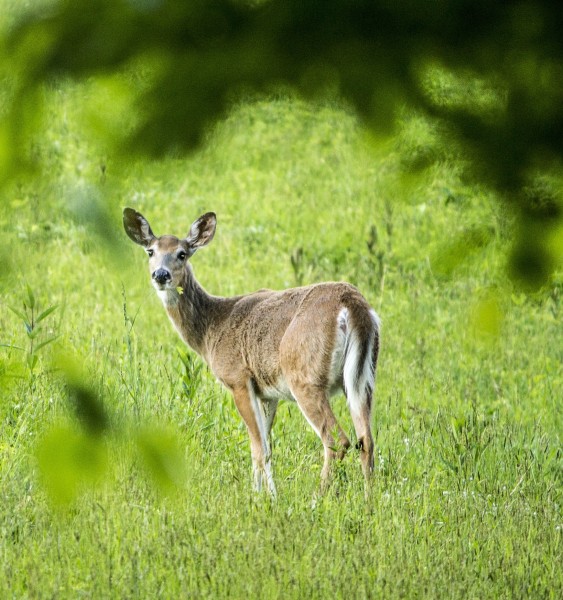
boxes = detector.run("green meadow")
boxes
[1,38,562,600]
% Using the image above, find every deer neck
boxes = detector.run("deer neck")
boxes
[158,265,221,357]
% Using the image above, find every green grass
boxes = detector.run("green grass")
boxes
[0,77,561,598]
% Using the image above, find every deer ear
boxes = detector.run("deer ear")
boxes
[186,212,216,251]
[123,208,156,247]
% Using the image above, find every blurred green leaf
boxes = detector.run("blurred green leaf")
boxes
[71,384,108,434]
[136,427,187,492]
[471,292,503,339]
[55,353,109,435]
[510,240,554,292]
[1,0,562,284]
[36,426,108,505]
[432,225,494,278]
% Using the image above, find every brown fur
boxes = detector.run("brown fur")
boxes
[123,208,380,495]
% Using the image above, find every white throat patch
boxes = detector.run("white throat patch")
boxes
[156,287,180,307]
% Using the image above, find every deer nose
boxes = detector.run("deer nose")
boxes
[152,268,171,285]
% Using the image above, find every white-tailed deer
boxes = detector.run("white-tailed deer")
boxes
[123,208,380,496]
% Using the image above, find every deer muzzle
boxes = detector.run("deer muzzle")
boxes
[152,268,171,287]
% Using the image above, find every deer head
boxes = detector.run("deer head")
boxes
[123,207,216,295]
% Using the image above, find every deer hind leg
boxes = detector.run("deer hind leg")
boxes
[289,382,350,490]
[349,399,375,481]
[345,369,375,485]
[232,383,277,497]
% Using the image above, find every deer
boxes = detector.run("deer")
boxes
[123,207,380,497]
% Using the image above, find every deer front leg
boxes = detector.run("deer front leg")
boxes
[232,383,276,497]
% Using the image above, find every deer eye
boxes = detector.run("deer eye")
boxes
[147,249,154,258]
[177,251,187,261]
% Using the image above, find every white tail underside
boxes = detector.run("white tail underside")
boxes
[341,308,380,417]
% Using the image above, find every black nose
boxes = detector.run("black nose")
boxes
[152,268,171,285]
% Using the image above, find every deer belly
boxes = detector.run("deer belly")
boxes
[258,377,295,402]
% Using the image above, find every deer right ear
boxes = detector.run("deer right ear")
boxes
[123,208,156,247]
[186,212,217,251]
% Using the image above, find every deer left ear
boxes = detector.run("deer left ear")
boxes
[123,208,156,247]
[186,212,216,251]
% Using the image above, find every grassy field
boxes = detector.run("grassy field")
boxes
[0,68,562,597]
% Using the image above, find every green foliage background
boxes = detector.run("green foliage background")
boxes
[0,1,562,597]
[2,0,563,286]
